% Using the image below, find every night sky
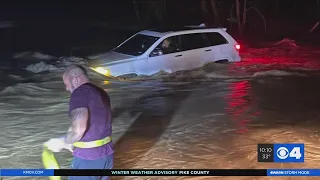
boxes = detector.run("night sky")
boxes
[0,1,134,25]
[0,1,137,57]
[1,1,319,26]
[0,0,319,57]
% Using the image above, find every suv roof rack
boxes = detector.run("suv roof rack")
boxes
[149,26,226,33]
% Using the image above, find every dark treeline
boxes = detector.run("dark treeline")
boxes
[1,0,320,39]
[126,0,320,40]
[1,0,320,58]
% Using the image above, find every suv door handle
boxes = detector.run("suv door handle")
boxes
[205,49,212,52]
[175,55,182,57]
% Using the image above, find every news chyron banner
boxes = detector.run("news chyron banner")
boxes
[257,143,304,163]
[1,169,320,177]
[0,143,315,178]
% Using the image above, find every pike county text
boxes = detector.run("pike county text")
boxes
[111,170,210,175]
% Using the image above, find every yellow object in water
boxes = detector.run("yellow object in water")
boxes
[41,136,111,180]
[42,145,61,180]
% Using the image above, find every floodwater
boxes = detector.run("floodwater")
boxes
[1,39,320,180]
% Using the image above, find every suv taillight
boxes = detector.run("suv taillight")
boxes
[235,44,240,51]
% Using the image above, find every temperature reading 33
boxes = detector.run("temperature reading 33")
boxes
[257,144,274,162]
[262,153,272,160]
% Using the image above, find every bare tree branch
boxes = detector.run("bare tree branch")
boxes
[246,7,267,33]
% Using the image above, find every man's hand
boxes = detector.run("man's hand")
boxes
[63,143,74,152]
[58,136,74,152]
[44,138,73,153]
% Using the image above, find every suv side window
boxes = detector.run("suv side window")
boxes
[205,32,228,46]
[150,36,180,57]
[180,33,210,51]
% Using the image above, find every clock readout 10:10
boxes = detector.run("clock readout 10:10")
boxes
[259,147,272,153]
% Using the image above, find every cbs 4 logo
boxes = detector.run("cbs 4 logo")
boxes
[276,147,302,159]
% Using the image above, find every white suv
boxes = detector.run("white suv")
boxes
[89,26,241,77]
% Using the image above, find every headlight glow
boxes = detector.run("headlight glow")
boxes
[91,67,110,76]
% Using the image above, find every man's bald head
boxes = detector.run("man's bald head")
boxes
[62,64,89,93]
[63,64,88,79]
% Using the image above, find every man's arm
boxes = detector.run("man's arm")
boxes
[65,107,89,144]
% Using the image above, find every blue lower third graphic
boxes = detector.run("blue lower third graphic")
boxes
[268,169,320,176]
[0,169,54,176]
[273,144,304,163]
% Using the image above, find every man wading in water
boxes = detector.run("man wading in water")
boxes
[45,64,114,180]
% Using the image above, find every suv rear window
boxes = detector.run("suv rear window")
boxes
[180,33,210,51]
[204,32,228,46]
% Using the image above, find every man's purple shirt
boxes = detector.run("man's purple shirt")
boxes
[69,83,114,160]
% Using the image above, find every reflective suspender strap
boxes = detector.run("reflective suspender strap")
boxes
[73,136,111,148]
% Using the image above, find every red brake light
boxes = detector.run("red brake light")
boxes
[235,44,240,51]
